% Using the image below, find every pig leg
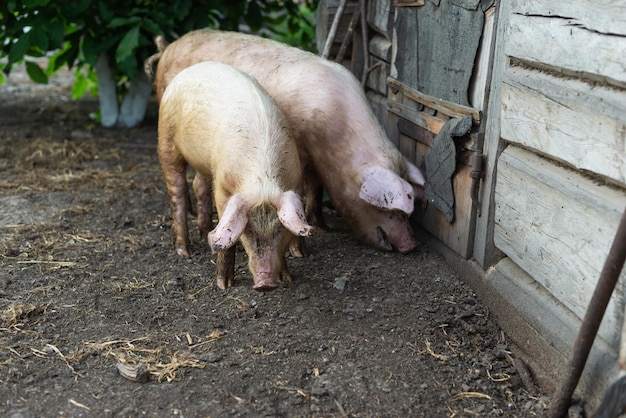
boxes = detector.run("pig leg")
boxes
[192,172,213,244]
[279,259,293,284]
[216,246,236,289]
[289,236,308,258]
[288,182,309,257]
[304,167,327,230]
[289,168,324,258]
[158,141,191,257]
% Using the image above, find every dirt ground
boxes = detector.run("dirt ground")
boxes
[0,69,553,417]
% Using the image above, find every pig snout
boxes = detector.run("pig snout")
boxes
[252,271,280,292]
[393,232,418,254]
[366,211,418,254]
[375,225,417,254]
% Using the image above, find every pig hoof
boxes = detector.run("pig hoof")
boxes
[252,281,279,292]
[289,240,308,258]
[176,247,191,257]
[216,277,234,290]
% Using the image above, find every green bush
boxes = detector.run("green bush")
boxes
[0,0,319,91]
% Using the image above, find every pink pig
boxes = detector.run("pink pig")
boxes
[151,30,425,254]
[158,61,311,290]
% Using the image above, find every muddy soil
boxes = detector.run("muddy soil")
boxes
[0,70,551,417]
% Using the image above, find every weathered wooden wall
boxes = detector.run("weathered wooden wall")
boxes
[361,0,626,407]
[491,0,626,347]
[379,1,491,258]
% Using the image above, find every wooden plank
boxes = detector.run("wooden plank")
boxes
[488,258,616,406]
[414,0,484,105]
[367,0,394,40]
[414,152,475,258]
[350,23,365,80]
[511,0,626,37]
[316,0,360,56]
[388,77,481,123]
[398,118,433,147]
[387,100,446,134]
[494,146,626,346]
[505,12,626,86]
[468,6,496,111]
[365,56,388,95]
[398,133,416,163]
[501,66,626,187]
[369,35,392,62]
[395,0,425,6]
[391,6,418,87]
[472,0,511,269]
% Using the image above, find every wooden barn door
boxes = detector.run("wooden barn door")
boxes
[382,0,496,259]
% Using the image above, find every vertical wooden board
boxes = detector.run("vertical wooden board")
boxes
[386,112,401,148]
[369,35,392,61]
[505,12,626,84]
[316,0,360,55]
[511,0,626,36]
[392,7,418,88]
[501,67,626,186]
[472,0,511,269]
[398,133,416,163]
[414,153,475,258]
[367,0,394,39]
[468,6,496,112]
[365,56,389,95]
[415,1,484,105]
[350,25,365,80]
[494,146,626,345]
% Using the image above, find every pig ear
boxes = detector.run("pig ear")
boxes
[406,160,426,187]
[359,166,415,215]
[208,194,250,253]
[272,191,312,237]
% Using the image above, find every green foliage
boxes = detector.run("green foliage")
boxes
[263,3,318,53]
[0,0,319,92]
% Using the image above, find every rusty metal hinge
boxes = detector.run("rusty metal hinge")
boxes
[470,149,484,216]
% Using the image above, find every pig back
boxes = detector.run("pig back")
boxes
[156,30,403,170]
[158,61,301,196]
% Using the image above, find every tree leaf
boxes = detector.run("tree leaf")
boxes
[108,16,141,28]
[115,26,140,64]
[97,0,113,22]
[48,20,66,49]
[30,27,49,51]
[52,37,80,69]
[8,32,31,65]
[71,69,88,100]
[140,18,161,36]
[60,0,91,19]
[25,60,48,84]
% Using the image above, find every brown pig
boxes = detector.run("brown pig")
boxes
[158,61,312,291]
[151,30,426,254]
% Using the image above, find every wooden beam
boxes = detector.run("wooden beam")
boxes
[512,0,626,37]
[505,11,626,86]
[387,100,446,135]
[471,0,510,269]
[394,0,425,6]
[387,77,481,123]
[494,146,626,346]
[501,66,626,187]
